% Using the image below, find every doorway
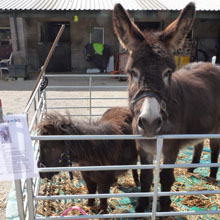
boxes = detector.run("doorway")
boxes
[38,21,71,72]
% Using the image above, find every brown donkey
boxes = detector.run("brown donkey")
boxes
[113,2,220,213]
[37,107,139,213]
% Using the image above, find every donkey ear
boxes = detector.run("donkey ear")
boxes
[160,2,195,52]
[113,4,145,51]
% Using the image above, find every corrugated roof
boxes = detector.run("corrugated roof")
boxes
[0,0,220,11]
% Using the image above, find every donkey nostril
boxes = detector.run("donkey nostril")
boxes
[155,118,162,129]
[138,117,147,129]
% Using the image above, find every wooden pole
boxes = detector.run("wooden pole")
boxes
[27,24,65,104]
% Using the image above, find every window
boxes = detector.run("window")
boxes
[0,27,11,46]
[90,27,104,44]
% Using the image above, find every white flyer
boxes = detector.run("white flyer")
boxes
[0,114,39,181]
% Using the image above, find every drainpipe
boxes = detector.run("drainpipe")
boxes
[13,11,20,51]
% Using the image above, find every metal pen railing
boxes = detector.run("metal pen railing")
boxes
[13,73,220,220]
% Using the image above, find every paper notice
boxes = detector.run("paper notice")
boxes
[0,114,38,181]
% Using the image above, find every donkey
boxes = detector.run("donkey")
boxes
[37,107,139,213]
[113,2,220,213]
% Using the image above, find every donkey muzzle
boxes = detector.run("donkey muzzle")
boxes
[137,115,163,137]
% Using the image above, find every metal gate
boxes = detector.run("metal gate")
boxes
[14,73,220,220]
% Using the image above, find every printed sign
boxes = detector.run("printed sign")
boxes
[0,114,38,181]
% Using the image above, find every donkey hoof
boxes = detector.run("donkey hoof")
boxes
[87,199,95,207]
[135,205,146,213]
[187,168,195,173]
[135,198,149,213]
[135,180,140,187]
[98,208,108,214]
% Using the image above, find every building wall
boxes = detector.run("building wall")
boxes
[0,17,10,27]
[20,11,119,73]
[25,18,39,71]
[9,16,27,65]
[2,10,219,73]
[194,19,220,38]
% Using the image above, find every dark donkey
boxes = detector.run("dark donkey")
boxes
[37,107,139,213]
[113,2,220,212]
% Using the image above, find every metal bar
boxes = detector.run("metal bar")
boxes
[35,190,220,201]
[23,192,28,219]
[43,89,47,113]
[161,163,220,168]
[46,97,127,100]
[36,213,151,220]
[35,210,220,220]
[46,114,103,117]
[89,76,92,122]
[29,93,44,132]
[61,114,103,117]
[39,102,45,122]
[31,133,220,141]
[26,178,35,220]
[44,74,128,78]
[151,137,163,220]
[35,192,153,200]
[34,177,41,197]
[24,78,43,113]
[160,134,220,139]
[33,97,37,125]
[38,164,155,172]
[14,180,25,220]
[31,134,151,140]
[33,177,41,216]
[47,85,127,89]
[37,162,220,172]
[46,106,122,109]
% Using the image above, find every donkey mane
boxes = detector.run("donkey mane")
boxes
[36,113,131,166]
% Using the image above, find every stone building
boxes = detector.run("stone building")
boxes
[0,0,219,75]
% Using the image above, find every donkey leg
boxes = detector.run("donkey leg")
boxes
[132,169,140,187]
[82,173,97,207]
[188,142,203,173]
[135,153,153,213]
[160,148,179,212]
[98,182,111,213]
[209,139,220,179]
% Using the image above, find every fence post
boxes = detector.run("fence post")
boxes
[26,178,35,220]
[151,137,164,220]
[89,77,92,122]
[15,180,25,220]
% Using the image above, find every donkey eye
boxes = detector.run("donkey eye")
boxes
[129,69,138,78]
[163,69,172,78]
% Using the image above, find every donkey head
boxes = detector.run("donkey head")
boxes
[37,123,71,180]
[113,3,195,136]
[38,139,70,179]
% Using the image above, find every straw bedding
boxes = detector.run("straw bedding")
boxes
[37,140,220,220]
